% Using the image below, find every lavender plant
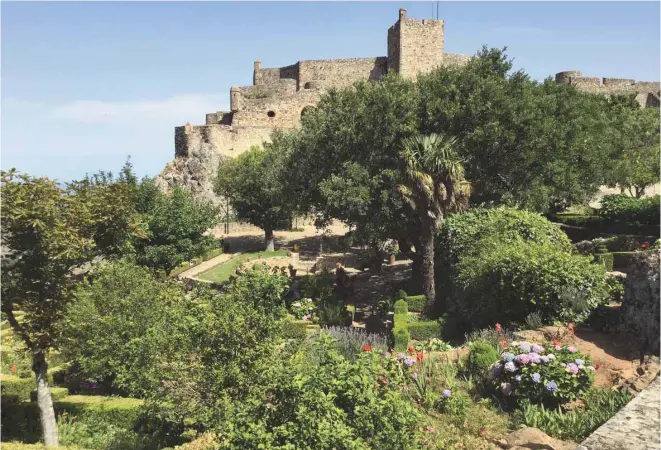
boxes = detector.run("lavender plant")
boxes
[322,326,389,361]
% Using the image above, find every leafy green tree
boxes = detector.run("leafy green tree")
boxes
[60,260,188,397]
[215,142,296,251]
[606,106,660,197]
[134,183,219,275]
[0,169,140,446]
[399,134,470,312]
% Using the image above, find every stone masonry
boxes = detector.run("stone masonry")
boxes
[156,8,660,203]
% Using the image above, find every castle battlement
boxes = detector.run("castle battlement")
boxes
[174,9,659,159]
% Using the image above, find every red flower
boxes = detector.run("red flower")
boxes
[495,323,502,334]
[553,339,560,347]
[595,364,601,371]
[568,323,575,334]
[10,364,17,374]
[416,351,424,362]
[499,339,508,348]
[479,429,488,436]
[642,242,649,249]
[423,425,436,433]
[636,241,641,246]
[408,346,415,355]
[362,344,372,352]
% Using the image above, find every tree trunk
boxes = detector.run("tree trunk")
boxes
[265,228,275,252]
[636,186,645,198]
[419,221,436,315]
[33,350,59,447]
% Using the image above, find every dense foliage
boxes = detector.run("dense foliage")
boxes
[454,241,609,330]
[598,194,660,225]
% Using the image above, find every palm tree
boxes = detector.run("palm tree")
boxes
[399,133,470,314]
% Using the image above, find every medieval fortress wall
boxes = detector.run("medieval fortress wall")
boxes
[158,8,659,203]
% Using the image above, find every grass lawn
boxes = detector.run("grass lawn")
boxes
[198,249,289,283]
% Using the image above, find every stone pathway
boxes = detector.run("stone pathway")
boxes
[579,375,660,450]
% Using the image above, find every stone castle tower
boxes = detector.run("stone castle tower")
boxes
[157,8,659,204]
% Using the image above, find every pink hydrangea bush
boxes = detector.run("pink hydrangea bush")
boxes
[290,297,316,320]
[489,341,595,406]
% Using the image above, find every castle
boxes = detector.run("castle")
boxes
[157,8,660,203]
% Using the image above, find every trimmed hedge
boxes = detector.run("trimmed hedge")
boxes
[408,321,441,341]
[466,342,500,379]
[599,194,660,225]
[1,395,144,443]
[169,246,225,278]
[30,387,68,403]
[404,295,426,313]
[393,327,410,352]
[594,253,614,272]
[1,375,34,401]
[393,299,408,315]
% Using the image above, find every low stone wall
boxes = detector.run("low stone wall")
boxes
[578,376,660,450]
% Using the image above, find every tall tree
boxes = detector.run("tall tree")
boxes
[216,142,296,251]
[1,169,140,446]
[605,106,660,197]
[398,134,469,313]
[134,181,220,276]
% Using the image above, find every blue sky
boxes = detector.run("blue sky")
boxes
[2,1,659,182]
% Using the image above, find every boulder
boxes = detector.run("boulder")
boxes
[503,427,576,450]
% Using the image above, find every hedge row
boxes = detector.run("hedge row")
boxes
[408,321,441,341]
[169,246,225,278]
[1,394,144,443]
[404,295,426,313]
[392,300,409,351]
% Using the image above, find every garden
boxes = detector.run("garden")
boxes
[2,47,660,450]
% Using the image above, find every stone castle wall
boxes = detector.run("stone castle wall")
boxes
[159,8,660,204]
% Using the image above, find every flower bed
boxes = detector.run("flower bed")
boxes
[490,341,595,407]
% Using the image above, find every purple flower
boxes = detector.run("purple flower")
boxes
[567,346,578,353]
[528,352,541,364]
[404,357,415,367]
[504,362,517,372]
[443,389,451,398]
[531,373,541,383]
[518,342,532,353]
[491,364,502,377]
[501,352,515,362]
[540,355,550,363]
[575,359,585,366]
[532,344,544,354]
[566,363,579,375]
[515,375,522,382]
[545,381,558,392]
[397,353,405,361]
[516,354,531,365]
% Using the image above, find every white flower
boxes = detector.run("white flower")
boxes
[306,298,312,302]
[293,302,301,307]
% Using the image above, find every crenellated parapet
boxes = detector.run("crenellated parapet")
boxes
[555,70,660,107]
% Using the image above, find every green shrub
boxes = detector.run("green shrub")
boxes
[594,253,614,271]
[405,295,426,313]
[491,342,595,407]
[393,327,410,352]
[605,275,625,303]
[599,194,660,225]
[30,387,68,402]
[393,299,408,315]
[408,321,441,341]
[1,375,34,401]
[281,316,310,342]
[394,289,408,301]
[515,388,632,441]
[452,241,609,330]
[437,207,573,312]
[465,342,499,379]
[393,313,407,329]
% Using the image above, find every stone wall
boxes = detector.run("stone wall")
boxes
[175,124,274,158]
[555,70,660,107]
